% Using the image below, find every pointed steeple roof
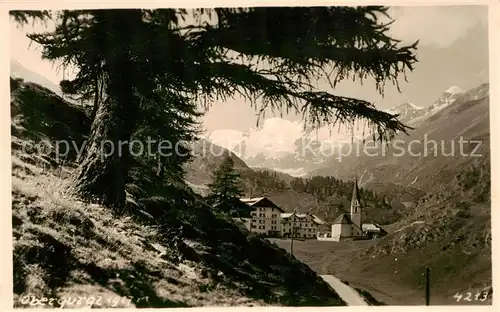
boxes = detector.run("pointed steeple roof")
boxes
[351,178,361,206]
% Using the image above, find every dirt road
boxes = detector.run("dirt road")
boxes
[320,275,368,306]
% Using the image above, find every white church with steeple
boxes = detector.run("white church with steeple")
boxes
[331,179,364,240]
[328,179,388,241]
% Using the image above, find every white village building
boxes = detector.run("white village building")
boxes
[281,212,326,239]
[232,196,326,239]
[330,179,387,241]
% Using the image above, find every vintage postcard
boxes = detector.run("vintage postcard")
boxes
[1,0,495,309]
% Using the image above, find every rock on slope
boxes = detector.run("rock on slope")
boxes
[10,77,345,307]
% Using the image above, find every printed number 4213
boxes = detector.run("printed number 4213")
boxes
[453,291,489,302]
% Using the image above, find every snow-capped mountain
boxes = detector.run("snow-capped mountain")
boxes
[405,86,465,126]
[385,85,465,127]
[204,117,363,176]
[385,102,425,125]
[205,85,472,176]
[309,82,490,195]
[427,86,464,114]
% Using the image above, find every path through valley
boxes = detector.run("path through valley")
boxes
[320,275,368,306]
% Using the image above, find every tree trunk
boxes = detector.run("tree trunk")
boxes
[73,96,134,209]
[73,68,137,210]
[90,77,101,121]
[72,10,145,210]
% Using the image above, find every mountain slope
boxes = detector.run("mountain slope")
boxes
[271,150,491,305]
[385,102,425,125]
[190,83,490,226]
[286,82,492,304]
[355,155,491,305]
[183,138,252,192]
[310,83,490,194]
[10,77,345,307]
[10,59,62,95]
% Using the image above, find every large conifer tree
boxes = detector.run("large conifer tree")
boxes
[207,155,244,214]
[11,7,418,210]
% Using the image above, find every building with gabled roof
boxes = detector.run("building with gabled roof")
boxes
[331,179,364,240]
[329,179,388,241]
[333,213,353,225]
[238,197,284,237]
[236,196,328,239]
[281,212,325,239]
[240,197,285,212]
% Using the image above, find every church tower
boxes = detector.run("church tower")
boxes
[350,178,362,234]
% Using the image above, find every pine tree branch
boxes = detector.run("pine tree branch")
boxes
[9,10,51,25]
[195,6,418,90]
[199,61,411,140]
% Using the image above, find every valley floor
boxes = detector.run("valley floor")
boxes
[271,238,492,305]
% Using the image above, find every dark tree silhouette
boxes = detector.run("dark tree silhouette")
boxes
[10,7,418,210]
[207,155,244,214]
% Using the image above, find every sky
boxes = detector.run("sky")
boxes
[10,5,489,133]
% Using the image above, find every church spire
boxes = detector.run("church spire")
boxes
[350,177,362,230]
[351,178,361,206]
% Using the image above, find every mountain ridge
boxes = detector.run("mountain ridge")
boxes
[309,82,490,193]
[204,84,478,176]
[10,59,62,95]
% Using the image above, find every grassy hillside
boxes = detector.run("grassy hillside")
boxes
[273,233,491,305]
[10,77,345,307]
[265,85,492,304]
[271,152,491,305]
